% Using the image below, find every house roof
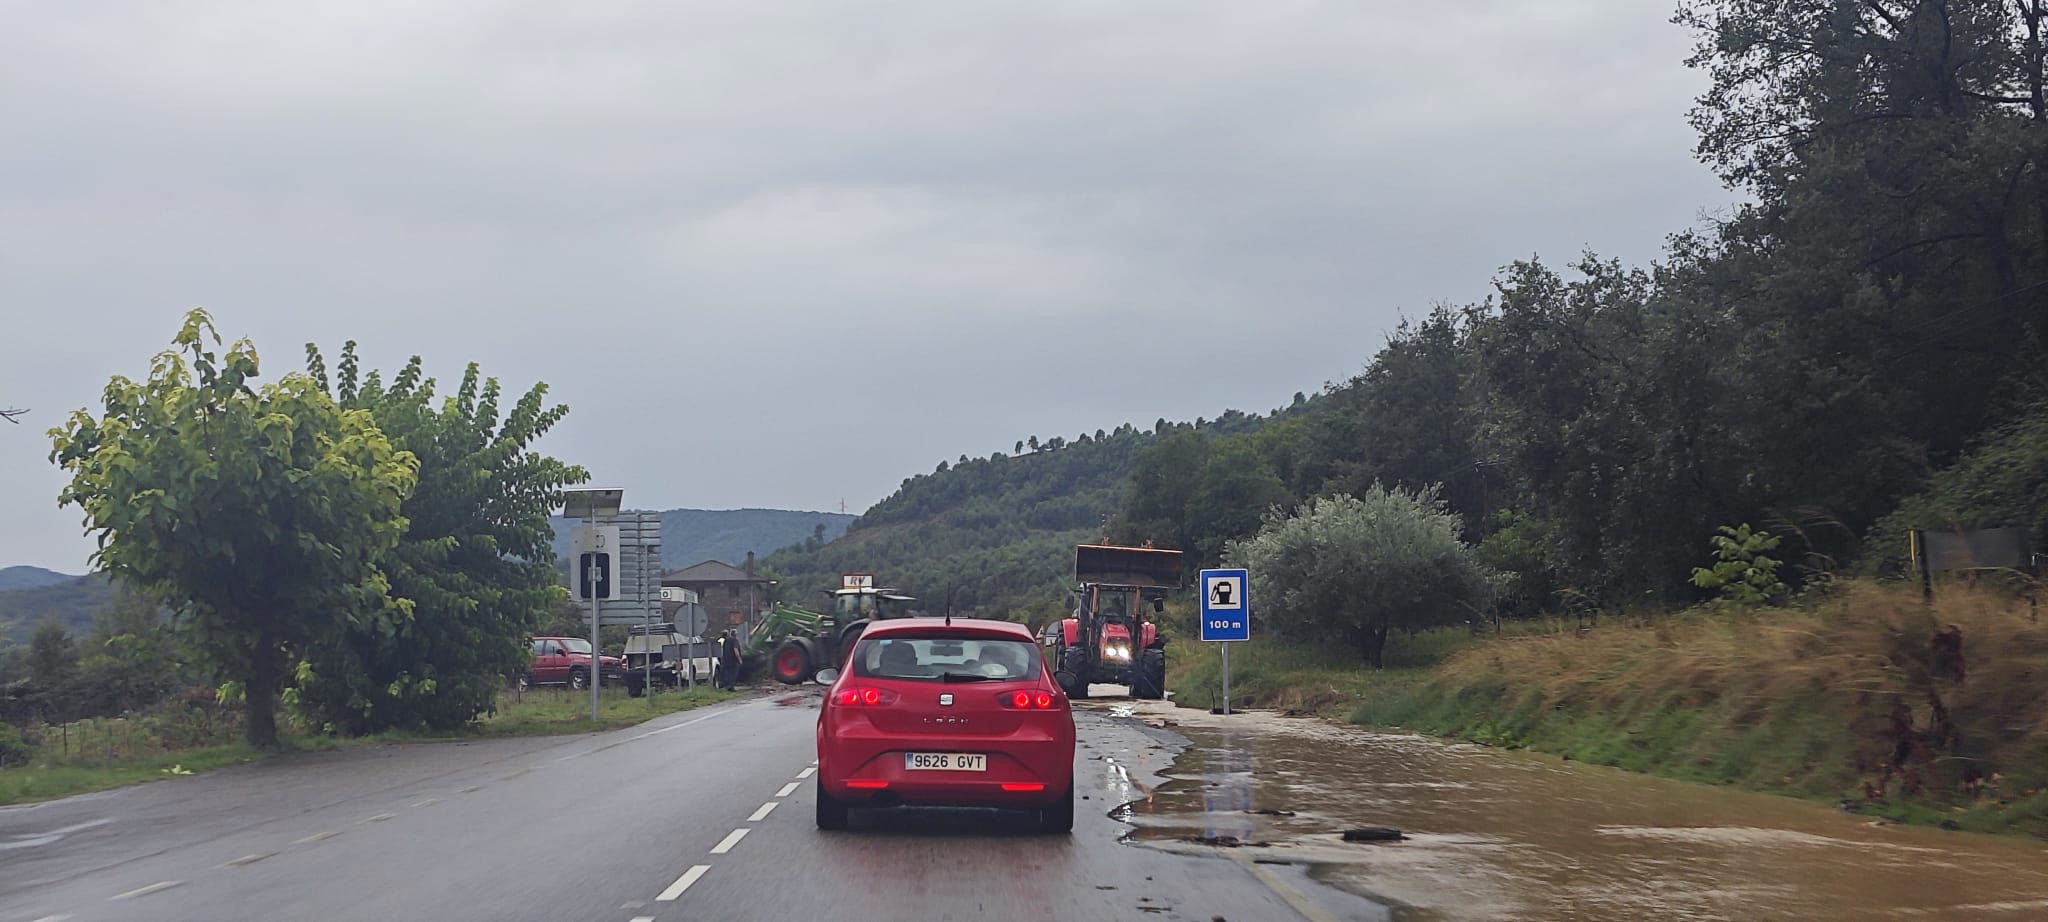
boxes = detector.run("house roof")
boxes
[663,559,770,585]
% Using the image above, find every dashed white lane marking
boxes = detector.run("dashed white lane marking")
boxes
[796,766,816,779]
[294,830,340,845]
[747,801,780,822]
[28,914,72,922]
[361,812,397,823]
[1,818,116,851]
[709,827,750,854]
[776,782,801,798]
[629,917,655,922]
[412,798,439,807]
[656,865,710,901]
[223,853,272,867]
[108,880,182,901]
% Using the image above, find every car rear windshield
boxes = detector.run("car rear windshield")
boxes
[850,636,1040,682]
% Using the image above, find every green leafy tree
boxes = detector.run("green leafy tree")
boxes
[1689,524,1789,606]
[1113,429,1211,552]
[1182,440,1292,565]
[292,344,585,734]
[27,621,78,685]
[1228,486,1497,667]
[49,310,417,747]
[81,587,182,716]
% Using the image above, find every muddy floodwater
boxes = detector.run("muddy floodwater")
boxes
[1099,701,2048,921]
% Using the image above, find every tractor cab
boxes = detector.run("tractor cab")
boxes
[828,585,916,623]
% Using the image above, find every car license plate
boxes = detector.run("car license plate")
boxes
[904,752,986,772]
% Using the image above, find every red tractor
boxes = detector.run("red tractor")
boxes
[1041,544,1183,700]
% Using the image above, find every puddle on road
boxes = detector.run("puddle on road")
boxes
[1098,702,2048,921]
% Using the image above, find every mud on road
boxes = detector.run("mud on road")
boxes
[1089,698,2048,921]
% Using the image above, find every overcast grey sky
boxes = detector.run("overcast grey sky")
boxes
[1,1,1730,573]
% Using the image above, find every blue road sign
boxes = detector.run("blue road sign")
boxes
[1199,568,1250,642]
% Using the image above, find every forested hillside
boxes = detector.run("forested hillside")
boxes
[762,409,1301,616]
[0,574,114,644]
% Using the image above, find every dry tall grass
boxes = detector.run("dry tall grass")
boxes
[1359,582,2048,835]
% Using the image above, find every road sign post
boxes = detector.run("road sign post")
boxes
[563,489,624,721]
[1198,568,1250,715]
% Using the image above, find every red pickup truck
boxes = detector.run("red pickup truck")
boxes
[522,637,622,690]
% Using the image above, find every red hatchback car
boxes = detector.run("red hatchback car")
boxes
[814,617,1077,833]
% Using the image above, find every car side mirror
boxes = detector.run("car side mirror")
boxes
[814,667,840,685]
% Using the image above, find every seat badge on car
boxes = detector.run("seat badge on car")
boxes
[939,693,954,706]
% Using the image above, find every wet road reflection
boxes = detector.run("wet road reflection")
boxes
[1106,702,2048,921]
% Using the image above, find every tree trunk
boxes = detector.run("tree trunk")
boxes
[1358,624,1390,669]
[245,649,280,750]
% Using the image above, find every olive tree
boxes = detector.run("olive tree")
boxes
[1228,485,1497,668]
[48,310,417,747]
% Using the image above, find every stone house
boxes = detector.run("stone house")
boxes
[662,553,774,636]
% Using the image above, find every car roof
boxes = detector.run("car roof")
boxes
[859,617,1033,641]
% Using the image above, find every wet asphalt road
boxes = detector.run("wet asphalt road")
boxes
[0,690,1360,922]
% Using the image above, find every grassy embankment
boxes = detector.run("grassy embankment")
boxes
[1165,583,2048,838]
[0,684,736,805]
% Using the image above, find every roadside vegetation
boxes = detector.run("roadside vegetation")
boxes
[1355,584,2048,838]
[0,309,621,803]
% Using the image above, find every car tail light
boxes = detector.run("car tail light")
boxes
[1000,690,1060,710]
[846,780,890,790]
[1000,783,1045,793]
[834,687,898,707]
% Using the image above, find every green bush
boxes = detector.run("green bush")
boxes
[1228,486,1499,667]
[0,723,31,767]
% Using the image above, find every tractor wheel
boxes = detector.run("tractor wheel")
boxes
[816,778,849,830]
[773,640,814,685]
[836,620,871,667]
[625,676,646,698]
[1039,785,1074,834]
[1057,646,1090,700]
[1132,649,1167,700]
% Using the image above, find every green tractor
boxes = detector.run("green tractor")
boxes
[767,574,918,684]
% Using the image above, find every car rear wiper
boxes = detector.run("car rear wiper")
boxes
[939,671,998,682]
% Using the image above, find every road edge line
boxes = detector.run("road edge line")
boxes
[1233,855,1343,922]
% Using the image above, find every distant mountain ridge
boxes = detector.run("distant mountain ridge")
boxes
[0,566,76,592]
[548,508,856,572]
[0,573,113,644]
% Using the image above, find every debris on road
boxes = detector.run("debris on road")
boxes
[1341,826,1405,842]
[1185,834,1272,848]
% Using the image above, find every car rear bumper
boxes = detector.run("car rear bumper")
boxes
[821,731,1073,807]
